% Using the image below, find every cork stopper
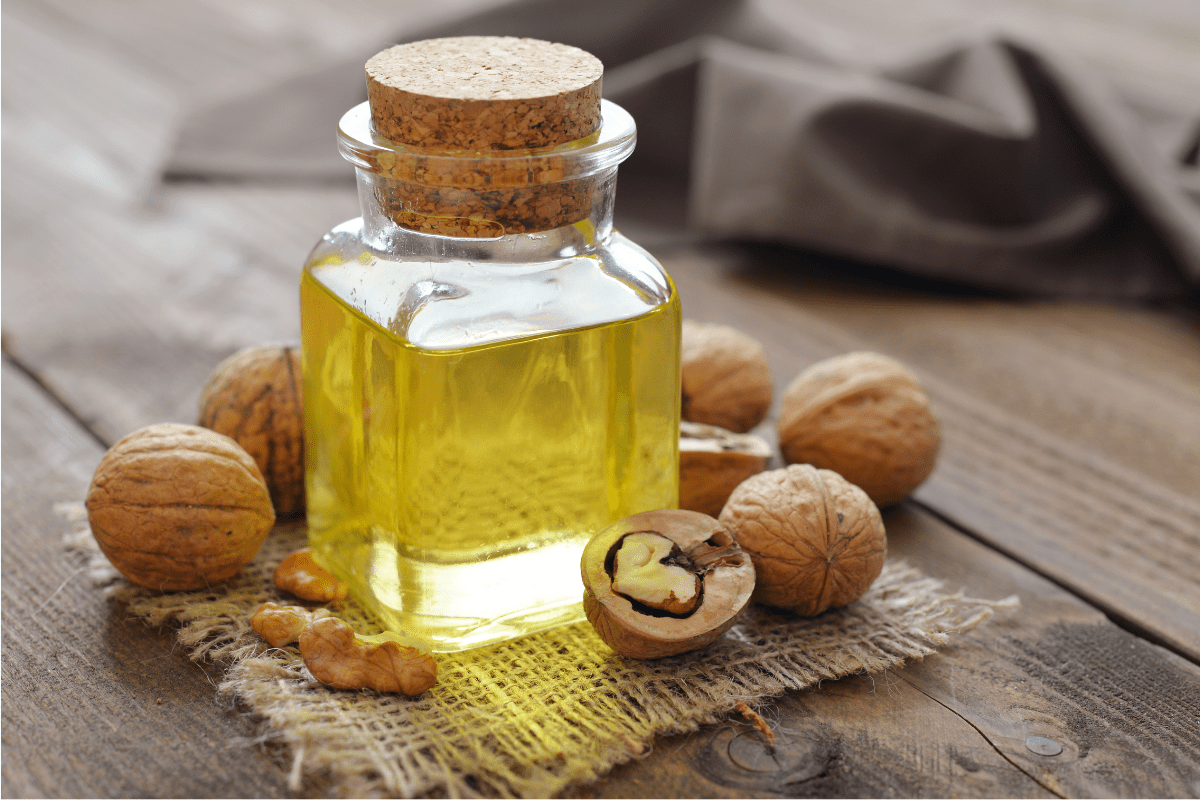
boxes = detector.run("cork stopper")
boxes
[366,37,603,150]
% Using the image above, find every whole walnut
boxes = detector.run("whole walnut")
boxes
[86,423,275,591]
[681,321,773,433]
[198,344,304,516]
[719,464,885,615]
[777,352,940,507]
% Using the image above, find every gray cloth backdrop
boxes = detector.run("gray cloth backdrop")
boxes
[167,0,1200,298]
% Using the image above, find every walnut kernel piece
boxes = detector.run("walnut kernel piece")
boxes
[198,344,305,517]
[299,616,437,695]
[679,421,772,517]
[612,532,701,615]
[681,321,773,433]
[275,548,350,603]
[251,602,331,648]
[777,351,940,507]
[719,464,886,616]
[86,423,275,591]
[582,510,756,659]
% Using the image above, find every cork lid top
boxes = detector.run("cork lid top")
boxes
[366,36,604,151]
[367,37,602,102]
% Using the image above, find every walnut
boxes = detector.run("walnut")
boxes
[86,423,275,591]
[581,510,756,659]
[719,464,885,615]
[198,344,305,517]
[300,616,438,695]
[777,351,940,506]
[679,421,772,517]
[681,321,773,433]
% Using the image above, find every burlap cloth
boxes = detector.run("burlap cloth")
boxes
[62,503,1014,798]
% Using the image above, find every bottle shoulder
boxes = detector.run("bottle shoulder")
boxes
[303,219,675,350]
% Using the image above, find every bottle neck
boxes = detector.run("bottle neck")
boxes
[356,166,618,261]
[337,99,636,262]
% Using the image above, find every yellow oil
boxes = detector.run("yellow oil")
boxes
[300,257,680,652]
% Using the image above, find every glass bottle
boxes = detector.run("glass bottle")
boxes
[300,97,681,652]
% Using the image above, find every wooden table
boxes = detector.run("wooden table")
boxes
[4,1,1199,796]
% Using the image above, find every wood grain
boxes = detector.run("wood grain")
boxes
[659,247,1200,661]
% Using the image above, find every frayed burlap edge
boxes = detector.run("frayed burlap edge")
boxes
[60,502,1016,799]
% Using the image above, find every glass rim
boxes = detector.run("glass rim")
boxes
[338,98,636,179]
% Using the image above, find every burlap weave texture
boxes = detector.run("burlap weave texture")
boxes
[65,507,1012,798]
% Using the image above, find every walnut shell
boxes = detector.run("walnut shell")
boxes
[681,321,773,433]
[198,344,304,516]
[581,510,756,659]
[679,421,772,517]
[86,423,275,591]
[719,464,885,615]
[777,351,940,507]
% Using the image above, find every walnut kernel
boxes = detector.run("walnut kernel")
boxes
[251,602,331,648]
[85,423,275,591]
[300,616,438,695]
[275,547,350,603]
[611,532,701,615]
[719,464,885,615]
[777,351,940,506]
[681,321,773,433]
[198,344,305,516]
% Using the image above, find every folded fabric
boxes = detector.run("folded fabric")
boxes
[166,0,1200,297]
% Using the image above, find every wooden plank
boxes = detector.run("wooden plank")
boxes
[659,247,1200,661]
[0,358,295,799]
[718,256,1200,498]
[582,503,1200,798]
[1,2,363,444]
[0,177,353,444]
[0,6,178,198]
